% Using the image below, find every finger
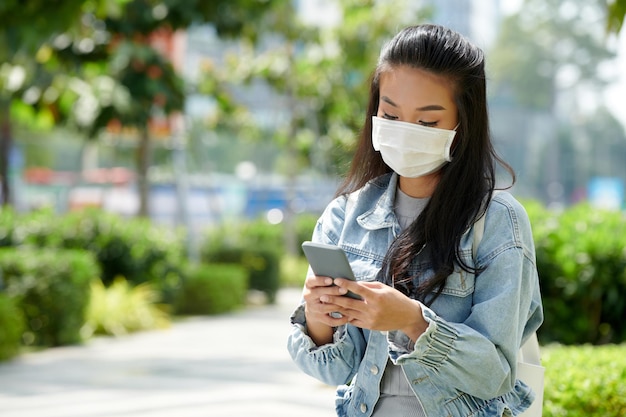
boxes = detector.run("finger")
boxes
[307,299,351,321]
[319,293,360,310]
[305,275,335,290]
[333,278,368,298]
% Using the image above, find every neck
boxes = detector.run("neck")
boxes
[398,173,440,198]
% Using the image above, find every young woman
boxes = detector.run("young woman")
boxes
[288,24,543,417]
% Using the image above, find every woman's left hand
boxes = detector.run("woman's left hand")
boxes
[323,278,429,341]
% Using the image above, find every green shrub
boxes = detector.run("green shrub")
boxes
[201,213,318,302]
[525,201,626,344]
[176,263,247,315]
[18,208,186,304]
[543,343,626,417]
[202,218,281,255]
[0,208,20,248]
[202,247,280,303]
[280,254,309,288]
[295,213,319,252]
[243,249,280,302]
[81,278,170,337]
[0,248,97,347]
[0,293,25,361]
[203,213,318,256]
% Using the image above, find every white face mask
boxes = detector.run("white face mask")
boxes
[371,116,457,178]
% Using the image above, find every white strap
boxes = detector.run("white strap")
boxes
[519,332,542,366]
[518,333,544,417]
[345,189,360,214]
[472,212,486,260]
[472,193,543,416]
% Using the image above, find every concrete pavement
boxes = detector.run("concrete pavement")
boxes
[0,288,337,417]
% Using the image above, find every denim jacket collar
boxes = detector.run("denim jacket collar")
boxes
[356,173,398,231]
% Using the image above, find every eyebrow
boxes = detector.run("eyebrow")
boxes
[381,95,446,111]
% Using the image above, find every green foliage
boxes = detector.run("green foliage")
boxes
[0,247,96,347]
[0,0,94,53]
[1,0,283,212]
[17,208,186,303]
[81,277,169,337]
[201,213,317,301]
[176,263,248,315]
[103,0,287,40]
[525,201,626,344]
[543,343,626,417]
[296,213,319,252]
[489,0,614,111]
[202,246,280,304]
[203,213,318,256]
[200,0,431,176]
[91,40,184,135]
[280,254,310,288]
[0,293,25,361]
[1,0,281,136]
[607,0,626,33]
[0,208,18,247]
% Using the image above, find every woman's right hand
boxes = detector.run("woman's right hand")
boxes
[303,274,351,345]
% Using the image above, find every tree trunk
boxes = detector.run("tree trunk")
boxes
[0,100,12,207]
[136,127,151,217]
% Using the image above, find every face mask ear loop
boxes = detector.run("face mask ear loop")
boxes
[446,123,461,160]
[444,136,455,161]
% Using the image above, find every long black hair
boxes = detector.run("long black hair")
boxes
[336,24,515,306]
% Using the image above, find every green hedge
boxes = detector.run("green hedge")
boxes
[543,343,626,416]
[525,201,626,344]
[0,248,97,347]
[280,254,310,287]
[201,213,317,303]
[0,293,25,361]
[6,208,186,304]
[176,263,248,315]
[201,247,280,303]
[203,213,318,257]
[202,247,280,303]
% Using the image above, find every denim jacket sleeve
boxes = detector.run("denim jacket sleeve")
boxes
[288,306,368,386]
[386,192,543,400]
[287,195,370,386]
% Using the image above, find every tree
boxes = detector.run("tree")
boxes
[490,0,614,113]
[1,0,281,215]
[0,0,129,206]
[488,0,616,204]
[198,0,430,253]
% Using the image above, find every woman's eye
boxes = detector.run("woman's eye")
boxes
[382,112,398,120]
[418,120,438,127]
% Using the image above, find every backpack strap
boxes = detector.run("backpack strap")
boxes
[472,212,486,260]
[472,190,500,260]
[471,191,543,415]
[345,189,359,213]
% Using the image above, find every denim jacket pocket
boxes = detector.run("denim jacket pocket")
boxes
[439,269,475,297]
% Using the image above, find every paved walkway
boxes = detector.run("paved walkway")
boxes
[0,289,337,417]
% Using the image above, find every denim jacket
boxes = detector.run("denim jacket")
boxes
[288,173,543,417]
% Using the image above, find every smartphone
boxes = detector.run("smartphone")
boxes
[301,241,362,300]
